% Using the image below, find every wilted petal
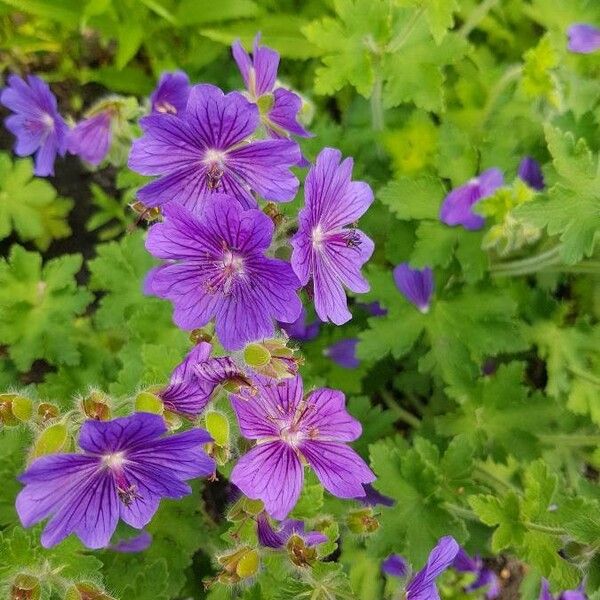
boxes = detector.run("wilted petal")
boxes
[406,536,460,600]
[325,338,360,369]
[518,156,545,191]
[382,554,409,578]
[67,111,112,165]
[567,24,600,53]
[393,263,434,312]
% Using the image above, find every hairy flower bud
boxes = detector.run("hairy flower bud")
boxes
[82,391,111,421]
[287,534,318,567]
[64,582,115,600]
[346,508,379,534]
[242,339,301,379]
[0,393,32,426]
[217,547,260,583]
[37,402,59,423]
[227,497,264,522]
[32,422,69,458]
[10,574,40,600]
[134,391,164,415]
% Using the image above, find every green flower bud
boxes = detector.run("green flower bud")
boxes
[10,573,40,600]
[205,411,230,447]
[135,391,164,415]
[82,391,111,421]
[37,402,59,423]
[243,343,271,368]
[0,394,32,426]
[32,422,69,458]
[235,549,259,578]
[287,534,318,567]
[217,546,260,583]
[346,508,379,534]
[65,582,115,600]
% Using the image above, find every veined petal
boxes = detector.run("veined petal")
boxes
[268,87,312,138]
[186,84,258,149]
[230,441,303,520]
[300,440,375,499]
[299,387,361,441]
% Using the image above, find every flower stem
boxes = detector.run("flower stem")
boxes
[459,0,500,38]
[481,64,522,126]
[380,390,421,429]
[569,367,600,387]
[490,245,563,276]
[473,464,519,494]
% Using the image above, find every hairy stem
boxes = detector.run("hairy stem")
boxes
[459,0,500,38]
[380,390,421,429]
[387,6,425,53]
[539,433,600,447]
[370,74,385,132]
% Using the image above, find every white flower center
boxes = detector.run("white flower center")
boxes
[41,112,55,131]
[102,451,125,470]
[311,224,326,250]
[204,149,226,165]
[280,426,305,447]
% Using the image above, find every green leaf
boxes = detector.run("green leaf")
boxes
[0,154,72,250]
[378,175,444,221]
[176,0,258,24]
[0,246,92,370]
[424,0,459,44]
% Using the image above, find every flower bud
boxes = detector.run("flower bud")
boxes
[346,508,379,534]
[287,534,318,567]
[0,393,32,426]
[37,402,59,423]
[242,339,301,379]
[32,422,69,458]
[134,391,164,415]
[205,411,230,447]
[64,582,115,600]
[189,328,212,344]
[10,574,40,600]
[227,497,264,522]
[82,391,111,421]
[217,547,260,583]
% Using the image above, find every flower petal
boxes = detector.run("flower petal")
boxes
[231,441,303,520]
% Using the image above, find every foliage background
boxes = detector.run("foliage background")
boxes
[0,0,599,599]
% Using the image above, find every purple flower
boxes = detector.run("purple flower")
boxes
[145,196,302,350]
[1,74,68,176]
[439,168,504,230]
[408,536,460,599]
[16,412,215,549]
[128,83,300,210]
[291,148,374,325]
[518,156,545,191]
[382,554,409,578]
[393,263,434,313]
[230,375,375,519]
[256,512,327,548]
[357,301,387,317]
[325,338,359,369]
[279,307,320,342]
[109,530,152,553]
[232,34,310,139]
[67,110,112,166]
[453,548,500,599]
[567,24,600,54]
[150,71,190,115]
[159,342,214,418]
[539,579,587,600]
[355,483,395,507]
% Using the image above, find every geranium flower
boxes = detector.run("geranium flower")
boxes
[539,579,587,600]
[279,307,320,342]
[439,168,504,230]
[453,547,500,599]
[567,24,600,54]
[256,512,327,548]
[291,148,374,325]
[158,342,215,418]
[150,71,190,115]
[382,536,460,600]
[517,156,545,191]
[145,195,302,350]
[68,110,112,166]
[0,74,68,176]
[16,412,215,549]
[232,34,311,139]
[230,375,375,519]
[325,338,359,369]
[128,83,300,210]
[109,530,152,553]
[393,263,434,313]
